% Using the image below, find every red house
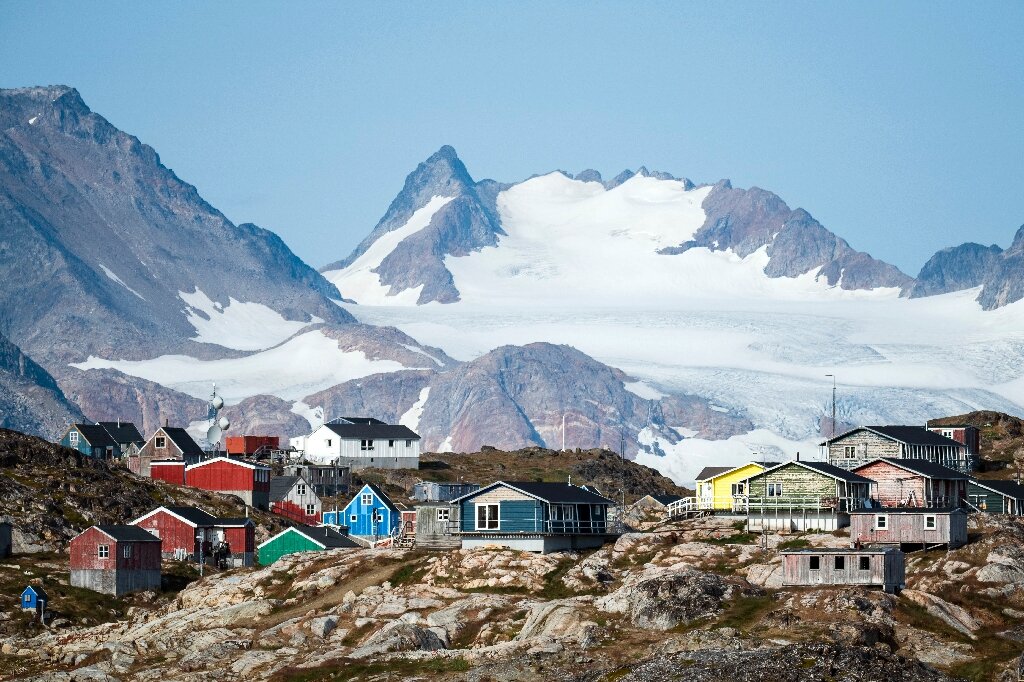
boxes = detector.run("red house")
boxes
[150,460,186,485]
[226,435,279,457]
[927,424,981,456]
[130,506,256,567]
[69,525,161,596]
[852,458,967,508]
[185,457,271,510]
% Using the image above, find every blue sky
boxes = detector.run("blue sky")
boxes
[2,2,1022,274]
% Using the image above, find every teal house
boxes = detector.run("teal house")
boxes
[968,478,1024,515]
[323,483,400,540]
[60,423,119,459]
[452,481,615,554]
[257,525,358,565]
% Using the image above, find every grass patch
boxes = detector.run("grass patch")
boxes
[274,656,470,681]
[387,562,427,587]
[339,620,377,647]
[777,538,811,551]
[704,533,757,545]
[715,594,777,632]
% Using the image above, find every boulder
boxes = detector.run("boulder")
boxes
[348,622,446,659]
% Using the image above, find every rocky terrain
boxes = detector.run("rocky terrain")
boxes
[0,333,81,441]
[929,411,1024,476]
[4,512,1024,680]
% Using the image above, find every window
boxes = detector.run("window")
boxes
[69,431,79,446]
[306,504,316,516]
[476,503,499,530]
[859,556,870,571]
[406,440,412,447]
[389,439,395,448]
[942,430,953,439]
[98,544,109,558]
[123,545,132,558]
[326,438,332,447]
[350,514,357,522]
[834,556,845,570]
[23,594,31,605]
[924,515,937,530]
[155,436,166,448]
[809,556,820,570]
[297,483,306,496]
[875,515,888,530]
[768,483,783,497]
[360,439,374,451]
[731,482,745,495]
[361,493,373,506]
[437,508,450,522]
[843,445,856,458]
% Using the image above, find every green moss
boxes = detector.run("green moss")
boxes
[777,538,811,550]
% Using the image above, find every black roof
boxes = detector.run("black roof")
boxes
[291,524,360,549]
[71,424,117,448]
[758,460,874,484]
[694,466,731,481]
[969,478,1024,499]
[860,458,968,480]
[163,506,219,526]
[781,547,899,555]
[824,426,964,448]
[465,481,614,505]
[851,507,965,514]
[216,517,254,527]
[96,525,161,542]
[650,494,683,505]
[98,421,144,446]
[23,585,48,599]
[161,427,205,457]
[270,476,300,501]
[323,422,420,440]
[332,417,387,425]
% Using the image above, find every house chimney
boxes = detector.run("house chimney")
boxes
[796,451,800,461]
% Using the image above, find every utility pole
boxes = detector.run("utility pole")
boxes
[825,374,836,440]
[562,413,567,451]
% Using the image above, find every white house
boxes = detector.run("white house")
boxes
[299,417,420,471]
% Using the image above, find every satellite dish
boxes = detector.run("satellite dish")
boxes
[206,424,223,444]
[211,396,224,410]
[218,417,230,430]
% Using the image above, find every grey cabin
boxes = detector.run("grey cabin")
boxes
[413,501,461,549]
[412,481,481,502]
[849,508,968,549]
[822,426,974,473]
[452,481,616,553]
[782,548,905,593]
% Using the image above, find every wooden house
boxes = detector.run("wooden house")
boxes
[413,502,461,549]
[257,525,359,565]
[412,481,480,502]
[185,457,271,510]
[269,475,322,524]
[70,525,161,596]
[852,458,967,508]
[822,426,974,473]
[149,460,186,485]
[0,520,11,558]
[451,481,616,554]
[849,508,968,549]
[98,421,145,458]
[130,506,256,567]
[782,548,905,593]
[20,585,47,611]
[967,478,1024,515]
[745,460,872,531]
[130,427,205,477]
[323,483,401,541]
[60,423,118,459]
[927,423,981,456]
[226,435,279,457]
[282,460,351,497]
[297,417,421,471]
[695,461,780,512]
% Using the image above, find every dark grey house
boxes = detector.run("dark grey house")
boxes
[967,478,1024,515]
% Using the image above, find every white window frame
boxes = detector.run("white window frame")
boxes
[924,514,937,530]
[350,514,357,522]
[437,508,450,522]
[875,515,888,530]
[768,483,783,497]
[731,482,745,495]
[843,445,856,458]
[361,493,373,506]
[69,431,79,446]
[123,545,132,558]
[305,504,317,516]
[98,544,109,558]
[360,439,374,451]
[475,503,499,531]
[297,483,306,496]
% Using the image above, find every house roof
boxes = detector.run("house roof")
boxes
[694,466,731,481]
[270,476,302,502]
[822,425,964,448]
[650,494,683,506]
[95,525,161,542]
[185,456,269,471]
[98,421,144,446]
[156,427,205,457]
[969,478,1024,499]
[850,507,965,514]
[781,548,899,555]
[348,483,399,512]
[752,460,874,484]
[259,524,359,550]
[453,481,615,505]
[855,458,968,480]
[322,422,420,440]
[22,585,48,599]
[216,517,254,527]
[131,506,217,527]
[331,417,387,425]
[70,424,117,448]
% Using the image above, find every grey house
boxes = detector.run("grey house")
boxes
[412,481,480,502]
[822,426,974,473]
[849,508,968,549]
[413,502,461,549]
[782,548,905,593]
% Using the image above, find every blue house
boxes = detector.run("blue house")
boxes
[451,481,616,553]
[21,585,48,611]
[323,483,400,540]
[60,423,119,459]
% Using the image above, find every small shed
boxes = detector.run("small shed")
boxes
[185,457,271,510]
[149,460,186,485]
[967,479,1024,515]
[20,585,47,611]
[0,520,11,558]
[70,525,162,596]
[850,508,968,549]
[782,548,905,593]
[414,502,460,549]
[412,481,481,502]
[257,525,359,565]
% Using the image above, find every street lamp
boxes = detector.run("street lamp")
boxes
[825,374,837,440]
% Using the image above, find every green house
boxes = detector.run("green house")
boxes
[60,423,119,459]
[256,525,359,565]
[745,460,872,531]
[967,479,1024,515]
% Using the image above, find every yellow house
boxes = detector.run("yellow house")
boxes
[694,461,779,511]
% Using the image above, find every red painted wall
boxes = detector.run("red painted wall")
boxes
[132,510,202,556]
[223,525,255,553]
[271,500,321,525]
[150,463,185,486]
[226,435,279,455]
[70,527,161,571]
[186,460,269,493]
